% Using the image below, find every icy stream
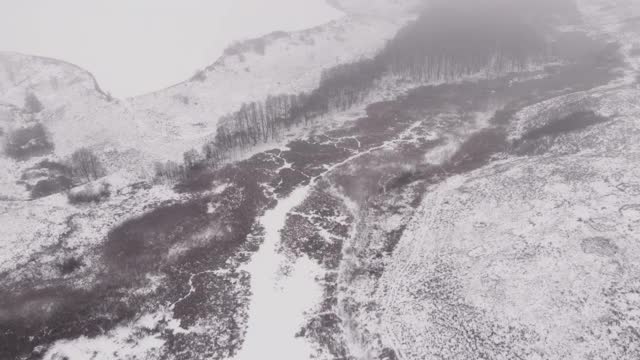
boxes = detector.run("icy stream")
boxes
[233,185,324,360]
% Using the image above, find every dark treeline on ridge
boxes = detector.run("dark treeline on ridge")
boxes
[156,0,577,180]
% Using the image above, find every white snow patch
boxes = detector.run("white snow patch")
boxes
[233,185,324,360]
[42,312,169,360]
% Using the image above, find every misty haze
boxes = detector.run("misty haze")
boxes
[1,0,640,359]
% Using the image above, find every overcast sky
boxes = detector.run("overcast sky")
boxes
[0,0,342,98]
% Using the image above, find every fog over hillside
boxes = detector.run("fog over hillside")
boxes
[0,0,343,98]
[1,0,640,359]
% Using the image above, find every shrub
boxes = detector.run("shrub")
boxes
[31,176,73,199]
[191,70,206,82]
[183,149,202,170]
[34,160,73,176]
[58,257,84,275]
[3,124,54,160]
[24,93,44,113]
[154,161,186,183]
[67,182,111,204]
[70,148,106,182]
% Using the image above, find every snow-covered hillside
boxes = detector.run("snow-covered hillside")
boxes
[128,12,416,156]
[335,1,640,358]
[1,0,417,162]
[0,0,422,202]
[378,87,640,359]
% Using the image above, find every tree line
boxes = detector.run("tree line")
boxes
[161,1,549,179]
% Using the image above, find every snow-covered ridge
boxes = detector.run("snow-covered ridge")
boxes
[0,52,110,107]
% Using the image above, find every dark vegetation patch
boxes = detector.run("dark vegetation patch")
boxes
[386,128,508,191]
[3,123,54,160]
[191,69,207,82]
[105,199,215,274]
[490,108,518,126]
[354,101,407,140]
[18,146,105,199]
[174,167,216,193]
[281,189,349,269]
[548,39,624,90]
[282,139,352,177]
[164,272,250,360]
[31,177,74,199]
[67,182,111,204]
[24,93,44,114]
[295,188,351,239]
[380,0,546,81]
[383,226,407,255]
[0,284,140,360]
[380,347,399,360]
[323,100,411,151]
[581,237,618,257]
[281,218,336,267]
[222,32,288,58]
[20,160,74,199]
[384,171,415,193]
[297,272,349,360]
[520,111,608,141]
[57,257,84,275]
[447,128,508,172]
[297,312,347,359]
[514,111,609,155]
[32,159,72,175]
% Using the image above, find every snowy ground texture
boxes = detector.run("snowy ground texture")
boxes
[369,1,640,358]
[379,93,640,359]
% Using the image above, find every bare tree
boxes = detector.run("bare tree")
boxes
[70,148,106,182]
[183,149,201,169]
[154,161,186,183]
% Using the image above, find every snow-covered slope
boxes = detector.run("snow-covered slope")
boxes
[359,1,640,358]
[0,0,421,202]
[1,0,418,163]
[0,52,125,156]
[377,87,640,359]
[128,5,417,159]
[0,52,109,108]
